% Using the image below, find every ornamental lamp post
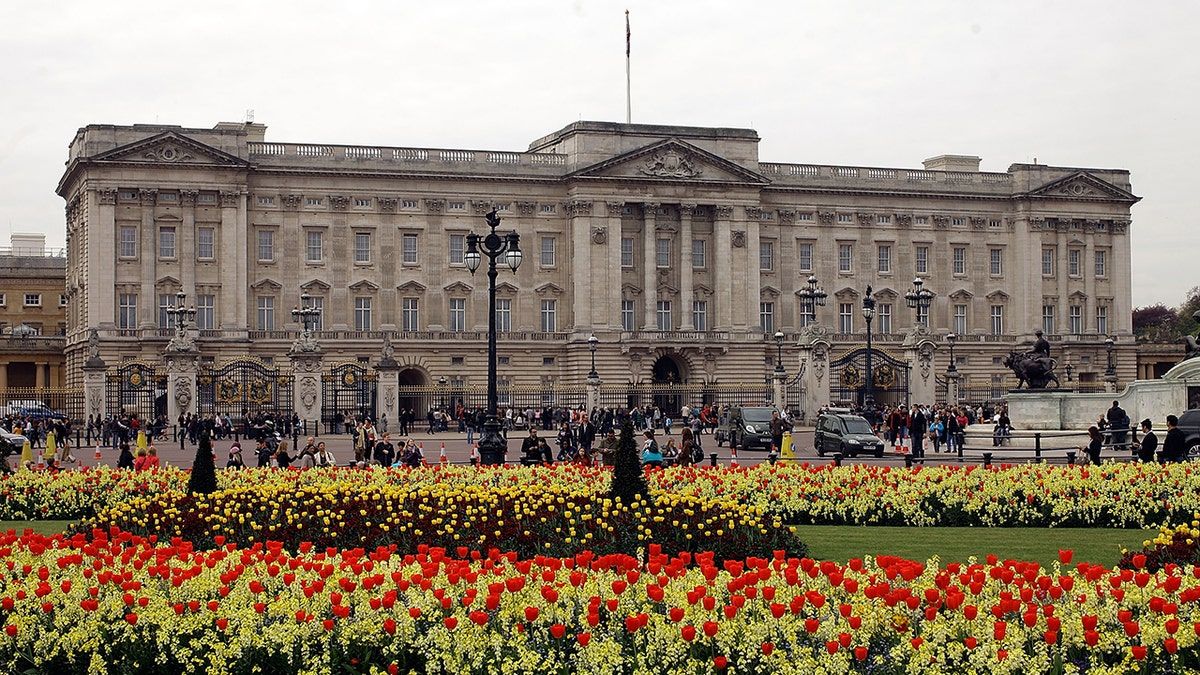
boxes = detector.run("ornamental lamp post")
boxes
[945,333,958,375]
[438,376,447,411]
[773,331,785,377]
[861,286,877,409]
[905,277,934,326]
[291,292,322,336]
[463,208,522,465]
[797,275,828,326]
[587,334,599,381]
[166,290,197,337]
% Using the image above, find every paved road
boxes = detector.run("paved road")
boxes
[25,426,1071,471]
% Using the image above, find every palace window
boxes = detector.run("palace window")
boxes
[354,297,372,331]
[541,237,556,267]
[495,298,511,333]
[119,226,137,258]
[621,238,634,267]
[1068,250,1080,276]
[402,298,420,331]
[197,227,215,260]
[838,244,852,273]
[158,227,176,259]
[118,294,137,329]
[953,304,967,335]
[257,230,274,262]
[157,293,177,328]
[990,305,1004,335]
[877,245,891,273]
[1042,248,1054,276]
[989,248,1003,276]
[838,214,853,223]
[257,296,275,331]
[1096,305,1108,335]
[196,294,215,330]
[449,298,465,332]
[692,300,708,332]
[305,231,323,262]
[877,303,892,334]
[1069,305,1082,335]
[402,234,419,264]
[541,299,557,332]
[953,247,966,275]
[1042,305,1055,335]
[798,243,813,272]
[656,301,672,331]
[621,300,635,331]
[759,241,773,271]
[838,303,853,333]
[760,302,774,334]
[449,234,464,265]
[692,239,706,268]
[354,233,371,264]
[1095,250,1107,277]
[656,238,671,268]
[915,246,928,274]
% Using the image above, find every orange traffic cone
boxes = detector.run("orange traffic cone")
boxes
[439,443,448,465]
[730,446,739,468]
[94,444,102,460]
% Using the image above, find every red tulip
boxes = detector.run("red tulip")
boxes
[1082,615,1098,631]
[1084,630,1099,646]
[805,618,820,633]
[761,642,774,655]
[4,625,16,637]
[383,619,396,634]
[965,637,977,650]
[125,613,138,625]
[681,625,696,642]
[216,618,228,631]
[993,622,1007,640]
[576,632,590,646]
[713,656,727,670]
[964,605,978,620]
[1132,554,1147,569]
[910,637,924,650]
[551,623,566,639]
[855,646,868,661]
[1124,621,1140,637]
[826,641,839,654]
[444,617,458,630]
[1131,646,1147,660]
[1165,638,1179,654]
[525,607,539,622]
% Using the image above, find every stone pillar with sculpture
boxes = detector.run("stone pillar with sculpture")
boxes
[163,349,199,423]
[902,326,938,406]
[288,330,324,433]
[796,324,832,425]
[375,334,401,434]
[81,329,107,423]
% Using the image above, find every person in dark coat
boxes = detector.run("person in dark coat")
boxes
[1161,415,1187,463]
[1133,419,1157,463]
[909,406,927,459]
[117,442,135,470]
[1080,426,1103,465]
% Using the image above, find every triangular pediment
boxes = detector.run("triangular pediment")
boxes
[494,282,519,295]
[1069,290,1088,301]
[570,139,770,186]
[695,284,714,298]
[621,283,643,298]
[535,282,565,296]
[443,281,475,295]
[154,275,182,289]
[249,278,282,291]
[833,287,860,300]
[948,289,974,301]
[93,131,250,167]
[986,290,1010,302]
[873,287,898,301]
[760,285,781,299]
[301,279,331,293]
[1022,172,1139,204]
[396,281,427,294]
[348,279,380,293]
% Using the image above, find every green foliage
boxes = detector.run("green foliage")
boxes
[186,431,218,495]
[1135,287,1199,342]
[609,419,647,504]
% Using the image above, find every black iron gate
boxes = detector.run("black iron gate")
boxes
[197,357,294,420]
[106,361,166,419]
[322,362,377,426]
[828,347,911,409]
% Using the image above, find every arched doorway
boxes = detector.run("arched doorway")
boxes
[397,369,428,423]
[650,355,685,416]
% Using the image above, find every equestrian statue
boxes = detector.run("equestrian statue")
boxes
[1004,330,1060,389]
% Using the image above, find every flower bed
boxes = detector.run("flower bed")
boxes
[3,530,1200,674]
[5,462,1200,529]
[77,482,802,562]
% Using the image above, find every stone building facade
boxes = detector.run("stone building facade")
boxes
[57,120,1139,413]
[0,235,68,388]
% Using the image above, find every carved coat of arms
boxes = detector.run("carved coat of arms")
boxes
[640,149,703,179]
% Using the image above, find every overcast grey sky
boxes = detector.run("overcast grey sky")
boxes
[1,0,1194,308]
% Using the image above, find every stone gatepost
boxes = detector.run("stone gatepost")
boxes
[81,329,107,422]
[376,338,400,435]
[586,374,601,413]
[288,329,325,433]
[902,326,938,406]
[163,349,199,422]
[796,324,832,425]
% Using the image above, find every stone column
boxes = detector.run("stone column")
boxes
[568,200,594,329]
[902,326,938,406]
[82,354,107,422]
[679,203,695,330]
[642,203,659,330]
[796,324,832,425]
[772,373,785,411]
[714,206,733,330]
[586,374,601,413]
[163,349,199,422]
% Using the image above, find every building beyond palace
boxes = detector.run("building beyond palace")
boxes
[57,120,1141,415]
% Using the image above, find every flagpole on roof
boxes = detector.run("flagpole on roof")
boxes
[625,9,631,124]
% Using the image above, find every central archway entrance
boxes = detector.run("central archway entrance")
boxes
[650,355,685,416]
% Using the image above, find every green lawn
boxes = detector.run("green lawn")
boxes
[1,520,76,536]
[794,525,1152,568]
[0,521,1151,568]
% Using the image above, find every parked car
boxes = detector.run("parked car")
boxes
[1176,409,1200,460]
[815,411,885,458]
[2,400,47,417]
[0,429,26,474]
[16,406,64,421]
[714,406,780,451]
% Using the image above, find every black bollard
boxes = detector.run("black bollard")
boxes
[833,452,843,467]
[903,454,914,468]
[1034,433,1042,463]
[1067,451,1076,466]
[982,452,993,467]
[709,452,718,467]
[768,452,778,465]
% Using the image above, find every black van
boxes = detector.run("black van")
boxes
[714,406,780,451]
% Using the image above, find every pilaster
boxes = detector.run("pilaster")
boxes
[642,203,658,330]
[679,204,695,330]
[163,349,200,421]
[796,324,832,424]
[714,205,733,330]
[902,326,938,406]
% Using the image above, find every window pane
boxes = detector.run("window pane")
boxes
[449,298,465,332]
[449,234,464,265]
[621,300,635,331]
[953,305,966,335]
[877,245,890,273]
[621,238,634,267]
[495,299,511,333]
[1042,248,1054,276]
[306,231,322,262]
[257,230,273,261]
[119,227,137,258]
[799,243,813,272]
[839,303,853,333]
[915,246,927,275]
[1068,250,1080,276]
[760,302,774,333]
[953,248,965,275]
[692,300,707,331]
[1070,306,1082,334]
[118,294,138,329]
[1042,305,1055,335]
[541,237,556,267]
[159,227,175,258]
[1095,251,1106,277]
[877,303,891,333]
[990,305,1003,335]
[158,293,177,328]
[355,297,372,331]
[838,245,852,272]
[691,239,705,268]
[257,297,275,330]
[402,298,419,331]
[656,300,672,331]
[990,249,1002,275]
[656,239,670,268]
[541,299,557,332]
[759,242,773,271]
[402,234,418,264]
[197,228,215,259]
[355,233,371,263]
[197,295,215,330]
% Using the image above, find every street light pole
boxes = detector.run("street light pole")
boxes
[587,334,599,381]
[166,290,197,338]
[291,292,322,336]
[861,286,876,409]
[1104,337,1115,377]
[773,331,785,377]
[905,277,934,326]
[463,209,522,465]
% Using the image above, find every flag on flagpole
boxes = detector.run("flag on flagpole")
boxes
[626,9,631,57]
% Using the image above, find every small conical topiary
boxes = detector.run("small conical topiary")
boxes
[609,419,646,504]
[187,429,218,495]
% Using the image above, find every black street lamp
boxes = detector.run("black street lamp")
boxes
[773,331,785,377]
[945,333,958,375]
[1104,337,1116,378]
[166,290,197,336]
[861,285,876,409]
[587,334,599,380]
[463,208,522,464]
[797,275,828,326]
[438,376,447,411]
[291,292,322,335]
[905,277,934,326]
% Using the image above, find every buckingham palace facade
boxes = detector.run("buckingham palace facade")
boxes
[57,120,1138,412]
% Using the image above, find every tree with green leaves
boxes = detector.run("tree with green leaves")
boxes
[609,419,646,504]
[187,430,218,495]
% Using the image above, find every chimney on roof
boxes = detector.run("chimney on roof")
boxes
[10,233,45,256]
[922,155,981,172]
